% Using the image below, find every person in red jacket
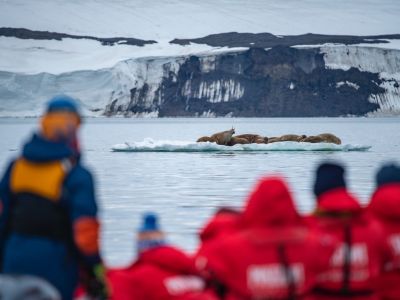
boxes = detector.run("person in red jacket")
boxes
[199,176,335,300]
[368,163,400,300]
[107,213,218,300]
[195,207,241,269]
[307,162,390,300]
[198,207,241,248]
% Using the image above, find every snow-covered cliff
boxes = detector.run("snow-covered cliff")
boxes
[0,0,399,117]
[1,45,399,117]
[321,45,400,115]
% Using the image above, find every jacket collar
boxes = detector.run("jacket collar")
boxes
[22,133,75,162]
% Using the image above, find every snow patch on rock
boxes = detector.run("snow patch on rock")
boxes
[322,45,400,115]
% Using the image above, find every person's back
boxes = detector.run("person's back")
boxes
[307,162,390,300]
[368,163,400,300]
[108,213,217,300]
[0,96,107,299]
[195,207,241,265]
[200,176,334,300]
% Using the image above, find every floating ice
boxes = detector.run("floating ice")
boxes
[111,139,371,152]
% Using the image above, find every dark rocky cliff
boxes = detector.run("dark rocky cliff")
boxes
[1,28,398,117]
[117,46,383,117]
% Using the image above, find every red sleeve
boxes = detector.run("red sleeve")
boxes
[74,217,100,256]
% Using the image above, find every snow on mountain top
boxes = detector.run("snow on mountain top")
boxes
[1,0,400,75]
[0,37,246,74]
[1,0,399,40]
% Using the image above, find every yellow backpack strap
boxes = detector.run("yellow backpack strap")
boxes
[10,158,71,202]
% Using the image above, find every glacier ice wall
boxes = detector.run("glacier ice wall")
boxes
[0,69,116,116]
[0,45,399,117]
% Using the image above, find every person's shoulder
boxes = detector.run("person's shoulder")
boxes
[65,161,94,185]
[204,229,246,257]
[152,245,189,257]
[124,260,162,280]
[142,245,195,271]
[71,162,92,176]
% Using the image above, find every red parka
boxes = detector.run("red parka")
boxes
[200,176,335,300]
[368,183,400,300]
[307,187,390,300]
[195,208,241,266]
[108,245,218,300]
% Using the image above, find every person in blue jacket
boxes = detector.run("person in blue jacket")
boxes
[0,95,107,299]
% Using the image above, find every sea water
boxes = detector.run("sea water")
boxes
[0,117,399,266]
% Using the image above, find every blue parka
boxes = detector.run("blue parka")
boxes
[0,133,100,300]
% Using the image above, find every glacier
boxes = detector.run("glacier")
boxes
[0,0,399,117]
[1,45,399,117]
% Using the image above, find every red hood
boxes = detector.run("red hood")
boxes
[199,211,241,242]
[316,187,362,213]
[241,176,301,228]
[369,183,400,220]
[138,246,197,274]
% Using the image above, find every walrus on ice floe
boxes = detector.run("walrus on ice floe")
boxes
[300,133,341,145]
[300,136,324,143]
[300,133,342,145]
[266,137,280,143]
[279,134,307,142]
[234,134,268,144]
[209,128,235,145]
[227,136,250,146]
[196,136,213,143]
[267,134,306,143]
[317,133,341,145]
[196,128,235,145]
[196,131,341,146]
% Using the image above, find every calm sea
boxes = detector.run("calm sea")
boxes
[0,117,399,266]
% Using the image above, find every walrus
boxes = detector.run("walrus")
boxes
[255,137,269,144]
[227,136,250,146]
[210,128,235,145]
[267,134,306,143]
[196,136,213,143]
[278,134,307,142]
[267,137,280,144]
[318,133,341,145]
[301,136,324,143]
[234,134,267,144]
